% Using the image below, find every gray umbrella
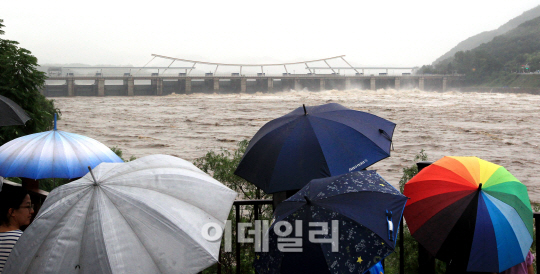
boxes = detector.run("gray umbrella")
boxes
[4,154,237,274]
[0,95,31,126]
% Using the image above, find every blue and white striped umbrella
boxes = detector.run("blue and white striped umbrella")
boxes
[0,115,123,179]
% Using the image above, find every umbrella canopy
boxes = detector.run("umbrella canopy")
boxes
[254,170,407,274]
[0,115,123,179]
[4,154,238,274]
[235,103,395,194]
[403,156,533,273]
[0,94,31,126]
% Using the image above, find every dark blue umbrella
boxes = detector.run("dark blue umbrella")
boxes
[254,170,408,274]
[235,103,395,193]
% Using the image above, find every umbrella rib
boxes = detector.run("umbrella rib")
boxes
[309,114,389,149]
[64,131,118,162]
[35,183,93,217]
[56,131,86,178]
[97,165,212,186]
[59,131,105,178]
[313,114,388,144]
[114,183,228,254]
[482,188,530,210]
[311,109,389,126]
[96,165,208,186]
[405,179,478,189]
[19,186,93,272]
[246,116,301,151]
[254,106,355,142]
[103,183,221,269]
[101,180,231,222]
[43,190,95,271]
[314,110,393,137]
[104,186,218,269]
[25,132,55,179]
[97,186,163,272]
[78,187,113,274]
[407,178,478,190]
[1,132,50,178]
[307,115,390,164]
[264,119,328,188]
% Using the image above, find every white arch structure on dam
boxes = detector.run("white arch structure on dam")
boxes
[150,54,363,75]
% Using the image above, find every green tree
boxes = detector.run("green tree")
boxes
[524,51,540,72]
[398,149,428,193]
[194,140,272,274]
[417,65,438,75]
[0,19,59,146]
[385,149,452,274]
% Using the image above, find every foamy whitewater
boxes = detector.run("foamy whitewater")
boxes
[52,89,540,202]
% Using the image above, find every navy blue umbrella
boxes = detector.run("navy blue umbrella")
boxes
[235,103,395,193]
[254,170,408,274]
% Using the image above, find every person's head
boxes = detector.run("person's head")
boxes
[0,187,34,229]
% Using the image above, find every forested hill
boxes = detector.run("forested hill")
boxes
[433,5,540,65]
[467,15,540,69]
[420,16,540,85]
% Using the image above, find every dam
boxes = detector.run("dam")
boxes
[42,55,463,96]
[43,74,462,96]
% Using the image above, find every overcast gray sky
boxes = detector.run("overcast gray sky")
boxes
[2,0,539,70]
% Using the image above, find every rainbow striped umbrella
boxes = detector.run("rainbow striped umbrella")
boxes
[403,156,532,273]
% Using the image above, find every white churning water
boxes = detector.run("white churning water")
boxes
[52,89,540,202]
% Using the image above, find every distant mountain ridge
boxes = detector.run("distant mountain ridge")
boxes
[433,5,540,64]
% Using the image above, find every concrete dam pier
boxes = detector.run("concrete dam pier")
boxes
[43,74,461,97]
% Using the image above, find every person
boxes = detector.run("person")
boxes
[499,250,534,274]
[0,186,34,273]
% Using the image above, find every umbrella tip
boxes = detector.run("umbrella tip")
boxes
[87,166,99,186]
[478,183,482,190]
[303,195,311,205]
[303,104,307,116]
[54,113,57,131]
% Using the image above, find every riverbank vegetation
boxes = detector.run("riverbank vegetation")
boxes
[194,140,272,274]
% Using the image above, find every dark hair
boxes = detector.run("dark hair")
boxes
[0,185,29,226]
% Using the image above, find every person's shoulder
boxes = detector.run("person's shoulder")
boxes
[0,230,23,237]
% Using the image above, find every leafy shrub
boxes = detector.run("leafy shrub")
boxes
[110,146,136,162]
[194,140,272,274]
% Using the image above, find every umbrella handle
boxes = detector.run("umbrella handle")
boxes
[379,129,392,141]
[379,129,394,151]
[386,210,394,242]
